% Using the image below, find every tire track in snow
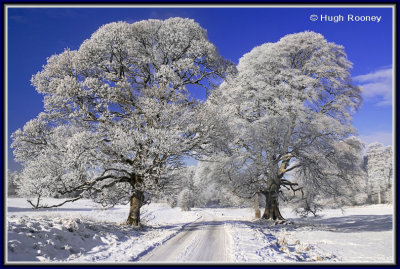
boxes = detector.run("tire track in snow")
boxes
[138,210,233,262]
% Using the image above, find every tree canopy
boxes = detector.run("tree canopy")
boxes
[11,17,233,225]
[204,31,364,219]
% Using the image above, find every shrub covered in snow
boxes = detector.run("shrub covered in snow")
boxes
[177,189,194,211]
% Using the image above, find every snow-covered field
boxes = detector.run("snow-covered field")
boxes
[207,206,394,263]
[6,198,394,264]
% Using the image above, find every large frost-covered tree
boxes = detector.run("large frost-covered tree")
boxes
[364,143,393,204]
[206,31,364,220]
[11,18,232,226]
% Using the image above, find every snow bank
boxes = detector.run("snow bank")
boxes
[225,220,336,262]
[7,198,199,263]
[281,204,394,263]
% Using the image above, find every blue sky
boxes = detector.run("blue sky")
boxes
[7,6,394,171]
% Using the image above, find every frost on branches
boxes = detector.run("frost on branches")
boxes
[205,31,364,220]
[11,18,233,226]
[364,143,393,204]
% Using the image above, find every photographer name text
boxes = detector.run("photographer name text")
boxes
[311,14,382,23]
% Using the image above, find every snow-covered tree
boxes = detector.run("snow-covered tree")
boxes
[11,18,233,226]
[192,160,250,208]
[206,31,363,220]
[7,169,19,197]
[177,188,194,211]
[364,143,393,204]
[153,165,196,208]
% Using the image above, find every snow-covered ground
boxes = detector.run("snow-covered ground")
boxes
[6,198,394,264]
[7,198,200,263]
[208,206,394,263]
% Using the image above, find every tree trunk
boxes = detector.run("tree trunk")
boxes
[254,193,261,219]
[126,190,144,226]
[378,184,382,204]
[262,190,284,221]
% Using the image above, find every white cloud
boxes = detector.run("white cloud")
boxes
[353,68,392,82]
[353,67,393,106]
[359,131,393,146]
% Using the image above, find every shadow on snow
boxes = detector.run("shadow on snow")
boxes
[304,214,393,233]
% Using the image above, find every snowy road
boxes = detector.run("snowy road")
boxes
[139,211,233,262]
